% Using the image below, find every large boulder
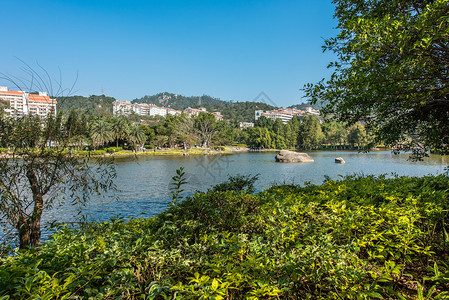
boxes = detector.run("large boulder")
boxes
[275,150,314,163]
[335,157,345,164]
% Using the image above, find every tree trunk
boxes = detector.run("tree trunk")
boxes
[26,168,44,248]
[30,195,43,248]
[17,217,30,250]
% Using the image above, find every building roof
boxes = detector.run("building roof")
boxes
[0,90,23,96]
[115,100,132,105]
[28,94,57,103]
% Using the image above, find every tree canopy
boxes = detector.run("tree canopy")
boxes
[305,0,449,156]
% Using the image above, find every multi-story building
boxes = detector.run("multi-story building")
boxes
[184,107,207,116]
[239,122,254,129]
[113,101,181,118]
[184,107,223,120]
[255,107,318,124]
[113,100,133,116]
[0,87,56,118]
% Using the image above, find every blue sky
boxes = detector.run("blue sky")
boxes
[0,0,337,107]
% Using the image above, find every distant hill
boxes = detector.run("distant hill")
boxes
[56,95,116,116]
[288,101,323,111]
[56,92,278,122]
[133,92,277,122]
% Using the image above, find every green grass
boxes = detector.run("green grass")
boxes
[1,175,449,299]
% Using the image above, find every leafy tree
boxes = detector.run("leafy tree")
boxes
[64,109,89,149]
[348,122,368,148]
[193,113,220,147]
[90,117,113,148]
[284,123,294,148]
[273,118,285,136]
[140,124,155,144]
[0,114,116,249]
[298,116,324,149]
[0,99,9,112]
[110,117,130,147]
[254,116,274,130]
[305,0,449,156]
[128,125,147,150]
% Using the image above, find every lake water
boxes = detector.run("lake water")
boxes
[38,150,447,237]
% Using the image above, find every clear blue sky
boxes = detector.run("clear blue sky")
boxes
[0,0,338,107]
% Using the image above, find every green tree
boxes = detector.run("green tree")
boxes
[254,116,274,130]
[0,114,116,249]
[298,116,324,150]
[305,0,449,156]
[110,117,130,147]
[90,117,113,148]
[284,123,294,148]
[128,125,147,150]
[273,118,285,136]
[348,122,368,149]
[193,113,220,147]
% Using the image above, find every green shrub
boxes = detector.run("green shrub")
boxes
[1,175,449,299]
[105,147,123,153]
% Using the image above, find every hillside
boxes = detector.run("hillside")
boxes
[287,101,323,111]
[56,95,116,116]
[56,93,277,122]
[133,93,278,122]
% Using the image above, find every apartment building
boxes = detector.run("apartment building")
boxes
[112,101,181,117]
[255,107,318,124]
[112,100,133,116]
[0,87,56,118]
[184,107,223,120]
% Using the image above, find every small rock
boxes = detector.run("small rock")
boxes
[335,157,345,164]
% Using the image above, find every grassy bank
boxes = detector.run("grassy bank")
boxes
[1,175,449,299]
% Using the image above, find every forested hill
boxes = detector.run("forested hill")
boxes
[287,102,323,111]
[56,93,278,122]
[56,95,116,116]
[132,93,223,110]
[133,93,277,122]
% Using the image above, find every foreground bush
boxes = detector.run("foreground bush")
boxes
[1,175,449,299]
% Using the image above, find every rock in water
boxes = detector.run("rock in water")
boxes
[335,157,345,164]
[275,150,314,163]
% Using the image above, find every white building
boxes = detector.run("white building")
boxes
[0,87,56,118]
[184,107,223,120]
[255,107,316,124]
[113,101,133,116]
[113,101,181,118]
[239,122,254,129]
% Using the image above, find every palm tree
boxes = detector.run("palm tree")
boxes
[89,118,113,149]
[110,117,129,147]
[128,125,147,151]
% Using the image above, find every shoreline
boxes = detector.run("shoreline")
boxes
[0,147,394,159]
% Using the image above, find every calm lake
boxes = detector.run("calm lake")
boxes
[40,150,447,237]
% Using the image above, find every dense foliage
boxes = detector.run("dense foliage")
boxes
[57,95,117,116]
[243,116,372,150]
[305,0,449,156]
[1,109,373,153]
[1,175,448,299]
